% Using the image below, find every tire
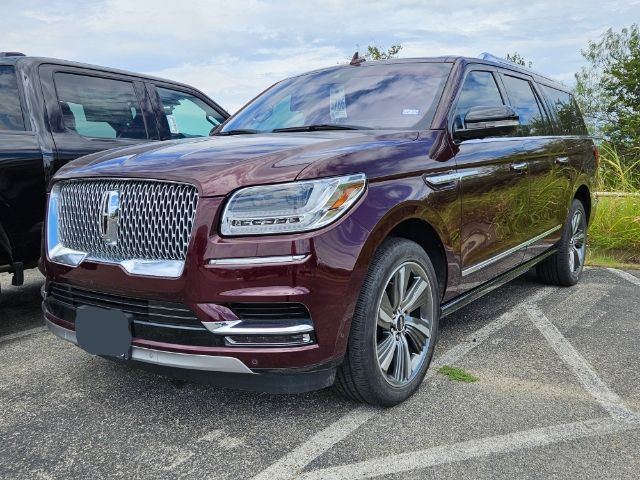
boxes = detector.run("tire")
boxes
[334,238,440,407]
[536,199,587,286]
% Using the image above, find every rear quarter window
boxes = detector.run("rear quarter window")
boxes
[0,65,26,131]
[540,85,588,136]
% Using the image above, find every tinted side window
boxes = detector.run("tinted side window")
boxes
[157,87,225,138]
[501,75,546,136]
[0,66,26,131]
[454,71,504,127]
[540,85,588,135]
[54,73,147,139]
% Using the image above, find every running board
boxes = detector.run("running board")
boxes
[441,249,557,318]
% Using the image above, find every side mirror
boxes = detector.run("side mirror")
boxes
[454,105,520,141]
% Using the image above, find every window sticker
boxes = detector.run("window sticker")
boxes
[166,114,179,134]
[402,109,420,115]
[330,86,347,121]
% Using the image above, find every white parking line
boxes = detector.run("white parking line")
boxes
[608,268,640,287]
[0,326,47,344]
[252,406,379,480]
[525,304,636,421]
[252,288,554,480]
[295,417,640,480]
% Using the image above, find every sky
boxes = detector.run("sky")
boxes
[2,0,639,113]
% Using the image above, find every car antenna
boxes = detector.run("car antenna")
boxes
[350,51,366,66]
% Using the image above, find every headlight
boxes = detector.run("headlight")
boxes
[220,173,366,236]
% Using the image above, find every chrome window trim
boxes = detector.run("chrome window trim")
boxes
[45,319,255,374]
[462,224,562,276]
[207,254,309,266]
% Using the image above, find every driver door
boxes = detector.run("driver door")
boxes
[451,68,530,289]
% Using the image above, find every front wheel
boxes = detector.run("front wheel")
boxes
[536,199,587,286]
[334,238,440,407]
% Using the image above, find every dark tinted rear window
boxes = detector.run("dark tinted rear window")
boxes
[0,66,26,131]
[540,85,587,135]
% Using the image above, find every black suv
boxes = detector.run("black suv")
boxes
[0,53,228,293]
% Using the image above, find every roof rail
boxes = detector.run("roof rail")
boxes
[478,52,524,68]
[0,52,26,57]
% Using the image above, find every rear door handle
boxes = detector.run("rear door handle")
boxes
[510,162,528,173]
[555,156,570,165]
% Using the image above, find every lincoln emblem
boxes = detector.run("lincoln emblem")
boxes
[99,190,121,245]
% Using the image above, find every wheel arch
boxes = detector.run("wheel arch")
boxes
[353,201,457,303]
[573,184,592,225]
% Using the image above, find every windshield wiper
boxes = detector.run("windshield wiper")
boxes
[272,124,368,133]
[213,129,261,136]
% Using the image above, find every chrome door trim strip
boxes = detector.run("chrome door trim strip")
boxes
[45,318,255,374]
[462,224,562,277]
[207,254,309,266]
[423,170,480,187]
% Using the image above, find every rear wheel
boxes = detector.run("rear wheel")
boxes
[334,238,440,406]
[536,199,587,286]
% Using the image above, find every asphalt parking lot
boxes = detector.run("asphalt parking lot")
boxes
[1,267,639,479]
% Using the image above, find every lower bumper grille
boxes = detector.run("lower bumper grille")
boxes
[46,283,223,347]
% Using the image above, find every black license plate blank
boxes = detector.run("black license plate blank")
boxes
[75,306,132,358]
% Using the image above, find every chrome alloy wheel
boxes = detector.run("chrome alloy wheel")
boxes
[569,209,586,273]
[375,261,434,386]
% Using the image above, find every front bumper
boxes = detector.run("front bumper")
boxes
[44,316,336,394]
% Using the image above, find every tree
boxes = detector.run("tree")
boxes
[504,52,532,68]
[366,44,403,60]
[574,24,640,146]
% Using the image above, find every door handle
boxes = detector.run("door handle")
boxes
[510,162,528,173]
[555,156,570,165]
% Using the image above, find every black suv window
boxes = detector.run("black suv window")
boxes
[540,85,588,135]
[54,73,147,140]
[156,87,225,138]
[454,71,504,128]
[501,75,546,136]
[0,66,26,131]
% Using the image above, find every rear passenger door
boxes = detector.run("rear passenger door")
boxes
[39,65,158,172]
[498,72,565,261]
[146,83,227,140]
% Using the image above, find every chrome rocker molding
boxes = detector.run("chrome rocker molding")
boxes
[207,254,309,266]
[462,224,562,276]
[45,318,255,375]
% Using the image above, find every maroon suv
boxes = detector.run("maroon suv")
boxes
[42,54,596,406]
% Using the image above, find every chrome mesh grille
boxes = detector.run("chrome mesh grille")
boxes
[57,179,198,262]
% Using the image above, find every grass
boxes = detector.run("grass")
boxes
[596,143,640,194]
[438,365,479,383]
[587,194,640,268]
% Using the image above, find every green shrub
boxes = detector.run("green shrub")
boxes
[588,194,640,264]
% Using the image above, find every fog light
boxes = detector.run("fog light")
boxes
[225,333,314,347]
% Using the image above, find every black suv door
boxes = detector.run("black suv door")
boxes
[38,65,159,173]
[0,64,44,267]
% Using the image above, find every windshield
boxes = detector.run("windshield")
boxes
[221,62,452,133]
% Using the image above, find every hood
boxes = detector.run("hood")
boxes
[53,130,422,196]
